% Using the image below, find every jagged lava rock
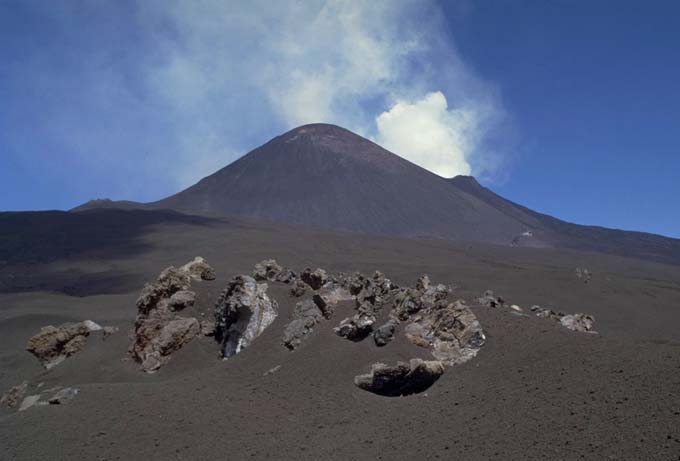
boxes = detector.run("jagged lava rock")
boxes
[26,321,100,369]
[405,300,486,365]
[300,268,328,290]
[373,320,397,347]
[129,257,215,372]
[214,275,278,358]
[560,313,596,333]
[354,359,445,396]
[1,381,28,409]
[282,299,323,350]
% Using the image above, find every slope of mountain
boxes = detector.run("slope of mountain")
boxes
[73,123,680,264]
[149,124,535,245]
[448,176,680,265]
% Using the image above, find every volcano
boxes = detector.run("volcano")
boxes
[75,123,680,265]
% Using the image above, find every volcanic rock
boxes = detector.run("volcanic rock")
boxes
[300,268,328,290]
[48,387,79,405]
[282,299,323,350]
[129,257,215,372]
[373,320,397,347]
[1,381,28,409]
[560,313,597,333]
[313,283,353,318]
[26,321,95,369]
[334,314,375,342]
[478,290,505,308]
[289,280,307,297]
[405,300,485,364]
[214,275,278,358]
[102,326,118,340]
[354,359,445,396]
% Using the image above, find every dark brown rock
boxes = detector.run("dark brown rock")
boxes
[354,359,445,396]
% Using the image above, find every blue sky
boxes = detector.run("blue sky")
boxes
[1,1,678,238]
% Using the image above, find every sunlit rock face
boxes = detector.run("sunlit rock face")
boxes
[129,257,215,372]
[214,275,278,359]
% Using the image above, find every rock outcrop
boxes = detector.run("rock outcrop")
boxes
[354,359,445,396]
[335,271,395,341]
[214,275,278,358]
[129,257,215,372]
[253,259,296,284]
[282,275,352,349]
[282,299,323,350]
[560,313,596,333]
[477,289,505,308]
[300,268,328,290]
[405,300,485,365]
[1,381,28,409]
[373,320,397,347]
[26,320,102,369]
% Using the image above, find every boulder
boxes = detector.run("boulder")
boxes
[313,283,353,319]
[373,320,397,347]
[1,381,28,409]
[282,299,323,350]
[179,256,216,281]
[289,280,307,297]
[354,359,445,396]
[334,314,375,341]
[253,259,283,281]
[26,322,92,369]
[405,300,485,365]
[48,387,79,405]
[477,290,504,308]
[530,305,564,320]
[102,326,118,340]
[301,268,328,290]
[560,313,596,333]
[168,290,196,311]
[214,275,278,358]
[129,257,215,372]
[253,259,295,283]
[18,395,41,412]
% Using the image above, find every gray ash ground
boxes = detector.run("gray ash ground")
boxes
[1,210,680,459]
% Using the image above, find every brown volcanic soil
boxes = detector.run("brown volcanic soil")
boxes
[1,209,680,460]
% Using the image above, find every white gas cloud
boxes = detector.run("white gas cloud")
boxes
[375,92,476,177]
[144,0,505,184]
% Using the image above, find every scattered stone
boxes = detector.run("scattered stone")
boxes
[510,304,523,312]
[373,320,397,347]
[18,395,42,412]
[1,381,28,408]
[129,257,215,372]
[282,299,323,350]
[300,268,328,290]
[200,319,216,336]
[560,313,596,333]
[575,267,592,283]
[313,283,353,318]
[477,290,505,308]
[48,387,79,404]
[253,259,284,281]
[334,314,375,341]
[102,326,118,340]
[354,359,445,396]
[214,275,278,358]
[82,320,103,332]
[179,256,216,281]
[530,305,564,320]
[26,322,92,369]
[289,280,307,297]
[168,290,196,311]
[405,300,485,365]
